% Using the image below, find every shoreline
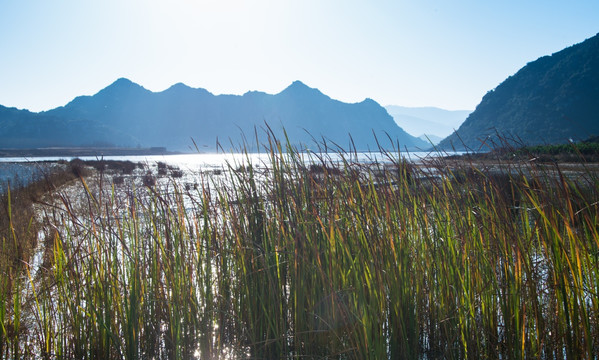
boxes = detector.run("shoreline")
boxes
[0,147,181,158]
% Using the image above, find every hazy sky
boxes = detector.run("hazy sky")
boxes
[1,1,598,112]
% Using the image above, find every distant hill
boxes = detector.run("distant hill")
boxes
[0,79,427,152]
[418,134,443,145]
[439,33,599,151]
[385,105,471,143]
[0,104,136,148]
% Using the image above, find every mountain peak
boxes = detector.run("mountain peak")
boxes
[279,80,325,98]
[360,98,378,106]
[100,78,147,95]
[289,80,308,88]
[163,82,213,97]
[110,77,139,88]
[167,82,191,91]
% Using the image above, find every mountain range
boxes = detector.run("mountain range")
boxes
[0,80,428,152]
[384,105,471,144]
[5,32,597,154]
[439,32,599,151]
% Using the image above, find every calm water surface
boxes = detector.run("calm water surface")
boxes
[0,151,447,191]
[0,151,438,165]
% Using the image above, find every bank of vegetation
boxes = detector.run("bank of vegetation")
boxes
[0,139,598,359]
[450,135,599,163]
[1,160,86,293]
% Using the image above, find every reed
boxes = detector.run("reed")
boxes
[1,137,598,358]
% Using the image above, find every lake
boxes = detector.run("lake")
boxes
[0,151,443,191]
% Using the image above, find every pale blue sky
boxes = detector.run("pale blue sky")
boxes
[1,0,597,112]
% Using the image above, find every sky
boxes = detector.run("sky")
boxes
[1,1,598,112]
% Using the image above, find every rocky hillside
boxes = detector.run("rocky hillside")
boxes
[439,33,599,151]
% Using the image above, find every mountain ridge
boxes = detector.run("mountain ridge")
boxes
[2,80,428,152]
[438,32,599,150]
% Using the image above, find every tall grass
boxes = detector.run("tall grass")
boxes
[1,138,598,358]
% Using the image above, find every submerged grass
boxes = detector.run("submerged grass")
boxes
[1,138,598,359]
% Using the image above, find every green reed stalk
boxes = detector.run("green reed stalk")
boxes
[3,136,599,358]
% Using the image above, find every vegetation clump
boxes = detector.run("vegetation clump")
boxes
[1,140,598,359]
[515,138,599,162]
[446,135,599,163]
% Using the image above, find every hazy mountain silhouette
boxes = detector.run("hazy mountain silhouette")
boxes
[418,134,443,145]
[439,33,599,151]
[0,104,136,148]
[384,105,471,143]
[0,79,427,152]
